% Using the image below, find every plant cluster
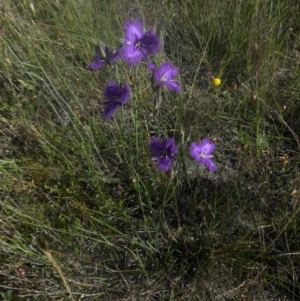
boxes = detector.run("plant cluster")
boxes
[88,19,217,173]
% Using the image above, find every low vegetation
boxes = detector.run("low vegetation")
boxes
[1,0,300,300]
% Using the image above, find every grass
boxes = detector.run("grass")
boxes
[1,0,300,300]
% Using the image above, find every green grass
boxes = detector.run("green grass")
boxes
[1,0,300,300]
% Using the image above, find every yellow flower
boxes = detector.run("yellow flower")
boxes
[211,77,221,87]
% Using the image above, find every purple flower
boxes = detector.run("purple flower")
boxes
[190,138,217,172]
[149,137,178,172]
[102,81,131,119]
[88,45,119,70]
[120,20,161,65]
[148,62,182,93]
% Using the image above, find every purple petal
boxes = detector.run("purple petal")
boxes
[147,62,156,72]
[140,29,161,54]
[149,137,165,156]
[120,38,131,46]
[197,138,215,155]
[165,138,178,154]
[121,45,144,65]
[199,158,217,172]
[103,81,120,99]
[102,100,120,119]
[123,20,143,43]
[103,81,131,104]
[88,54,105,70]
[156,156,173,172]
[163,80,182,93]
[88,60,105,70]
[156,62,179,81]
[139,47,148,60]
[110,49,120,61]
[119,83,131,104]
[190,142,201,161]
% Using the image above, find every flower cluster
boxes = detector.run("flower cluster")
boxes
[88,19,217,174]
[88,20,181,119]
[149,137,217,172]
